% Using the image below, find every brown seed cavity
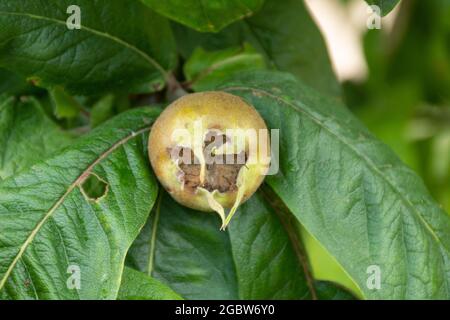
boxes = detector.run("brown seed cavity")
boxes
[171,131,247,193]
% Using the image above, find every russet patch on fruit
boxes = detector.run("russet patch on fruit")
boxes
[149,91,270,229]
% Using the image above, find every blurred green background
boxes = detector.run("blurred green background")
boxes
[343,0,450,213]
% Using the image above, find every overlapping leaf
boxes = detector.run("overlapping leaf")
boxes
[0,108,160,299]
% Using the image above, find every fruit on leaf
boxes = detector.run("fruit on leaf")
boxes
[149,92,270,229]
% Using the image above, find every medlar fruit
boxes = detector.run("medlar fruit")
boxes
[149,92,270,229]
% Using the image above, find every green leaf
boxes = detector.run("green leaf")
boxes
[118,267,182,300]
[0,96,73,181]
[184,44,266,91]
[300,224,363,298]
[227,192,313,299]
[0,107,160,299]
[173,0,340,97]
[90,94,135,128]
[130,77,166,95]
[315,281,356,300]
[127,191,314,300]
[172,22,241,58]
[90,94,115,128]
[365,0,400,15]
[0,0,177,94]
[213,70,450,299]
[0,69,30,95]
[140,0,264,32]
[126,191,238,299]
[50,86,82,119]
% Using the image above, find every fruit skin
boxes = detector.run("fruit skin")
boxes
[148,91,270,215]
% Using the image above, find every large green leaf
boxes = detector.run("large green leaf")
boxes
[0,69,30,95]
[0,108,160,299]
[0,96,73,181]
[211,70,450,299]
[127,191,313,299]
[173,0,340,97]
[118,267,182,300]
[0,0,176,94]
[365,0,400,15]
[140,0,264,32]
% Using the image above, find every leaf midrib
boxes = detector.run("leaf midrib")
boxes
[0,10,168,79]
[0,126,152,291]
[223,86,450,259]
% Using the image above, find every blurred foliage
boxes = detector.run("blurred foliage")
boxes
[344,0,450,212]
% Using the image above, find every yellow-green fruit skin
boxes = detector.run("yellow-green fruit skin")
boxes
[148,91,270,212]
